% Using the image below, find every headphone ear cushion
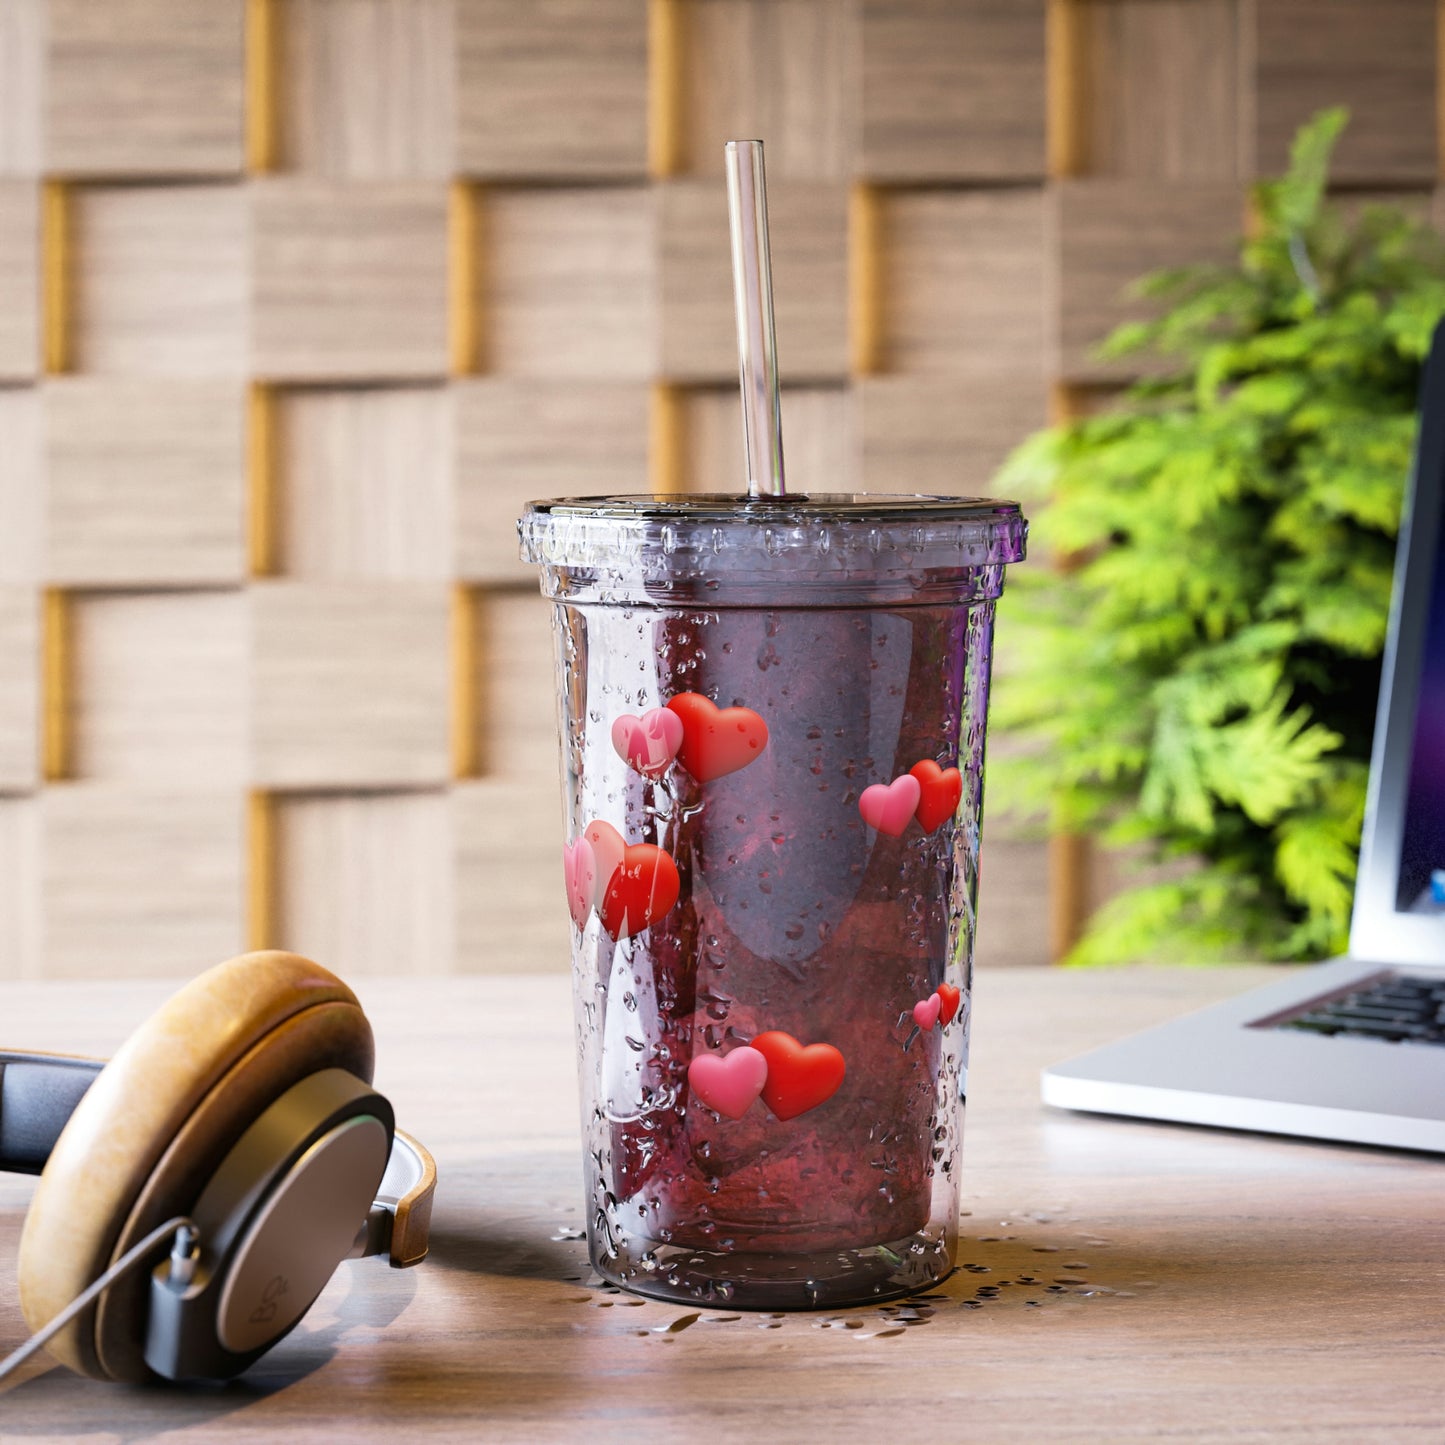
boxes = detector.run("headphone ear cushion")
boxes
[17,951,375,1383]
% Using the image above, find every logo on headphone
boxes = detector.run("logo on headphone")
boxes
[248,1274,290,1325]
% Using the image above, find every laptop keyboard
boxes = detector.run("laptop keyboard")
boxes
[1281,973,1445,1046]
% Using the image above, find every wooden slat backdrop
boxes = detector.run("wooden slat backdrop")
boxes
[0,0,1438,979]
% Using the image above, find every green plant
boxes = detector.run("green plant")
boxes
[993,110,1445,964]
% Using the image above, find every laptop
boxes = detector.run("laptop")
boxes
[1041,320,1445,1154]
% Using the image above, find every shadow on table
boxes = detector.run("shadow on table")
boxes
[422,1157,593,1284]
[0,1262,418,1438]
[425,1217,588,1284]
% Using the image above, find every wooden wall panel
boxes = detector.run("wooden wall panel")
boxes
[973,837,1051,970]
[1250,0,1437,184]
[43,0,245,177]
[2,2,1437,977]
[276,385,454,581]
[485,186,656,378]
[1050,180,1241,381]
[40,786,245,978]
[251,180,450,381]
[0,587,39,790]
[454,776,570,973]
[674,386,738,490]
[70,184,248,377]
[0,0,44,176]
[679,0,855,181]
[69,591,248,785]
[0,386,41,583]
[879,189,1048,378]
[476,590,560,782]
[276,0,455,179]
[275,789,454,974]
[860,0,1048,180]
[0,180,38,378]
[455,379,650,584]
[680,385,855,494]
[658,179,848,382]
[250,582,451,789]
[0,798,39,977]
[455,0,649,178]
[1073,0,1242,182]
[859,375,1048,496]
[44,379,246,585]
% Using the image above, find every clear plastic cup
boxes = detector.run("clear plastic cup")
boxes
[520,492,1026,1308]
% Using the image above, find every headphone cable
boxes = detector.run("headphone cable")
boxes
[0,1215,198,1385]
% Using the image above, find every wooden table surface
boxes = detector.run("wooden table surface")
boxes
[1,965,1441,1442]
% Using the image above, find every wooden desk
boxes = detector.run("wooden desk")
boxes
[1,967,1441,1441]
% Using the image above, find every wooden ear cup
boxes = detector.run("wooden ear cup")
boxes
[16,951,375,1383]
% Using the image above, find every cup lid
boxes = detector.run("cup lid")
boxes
[519,493,1026,608]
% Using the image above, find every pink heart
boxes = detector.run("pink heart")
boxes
[912,995,941,1032]
[583,820,627,913]
[688,1046,769,1121]
[859,774,922,837]
[611,708,684,778]
[562,838,597,930]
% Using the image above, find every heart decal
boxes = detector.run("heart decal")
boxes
[858,774,921,837]
[599,843,680,942]
[666,693,769,783]
[583,820,627,913]
[910,760,963,834]
[912,994,941,1032]
[562,837,597,930]
[611,707,684,778]
[936,982,961,1027]
[909,984,962,1038]
[688,1046,768,1120]
[750,1031,846,1121]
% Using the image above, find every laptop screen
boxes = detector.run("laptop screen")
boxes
[1396,506,1445,913]
[1352,318,1445,963]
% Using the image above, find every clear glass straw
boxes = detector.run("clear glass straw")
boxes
[725,140,786,497]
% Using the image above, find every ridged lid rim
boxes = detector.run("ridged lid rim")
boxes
[519,492,1028,567]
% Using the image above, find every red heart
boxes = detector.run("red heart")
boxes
[935,983,961,1027]
[909,760,963,834]
[666,693,769,783]
[750,1031,846,1121]
[599,844,680,941]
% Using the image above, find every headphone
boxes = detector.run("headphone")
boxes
[1,950,435,1385]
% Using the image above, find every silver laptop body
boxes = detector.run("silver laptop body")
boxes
[1041,322,1445,1154]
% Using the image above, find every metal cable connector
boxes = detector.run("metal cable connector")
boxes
[0,1216,199,1385]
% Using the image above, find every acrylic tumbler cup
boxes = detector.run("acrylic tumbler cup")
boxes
[519,493,1026,1308]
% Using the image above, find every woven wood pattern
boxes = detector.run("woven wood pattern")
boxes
[1068,0,1242,183]
[68,184,250,377]
[43,378,248,585]
[0,0,1438,978]
[44,0,246,177]
[0,181,39,378]
[0,591,39,791]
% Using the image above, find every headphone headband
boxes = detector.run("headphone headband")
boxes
[0,1052,103,1176]
[0,1051,434,1269]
